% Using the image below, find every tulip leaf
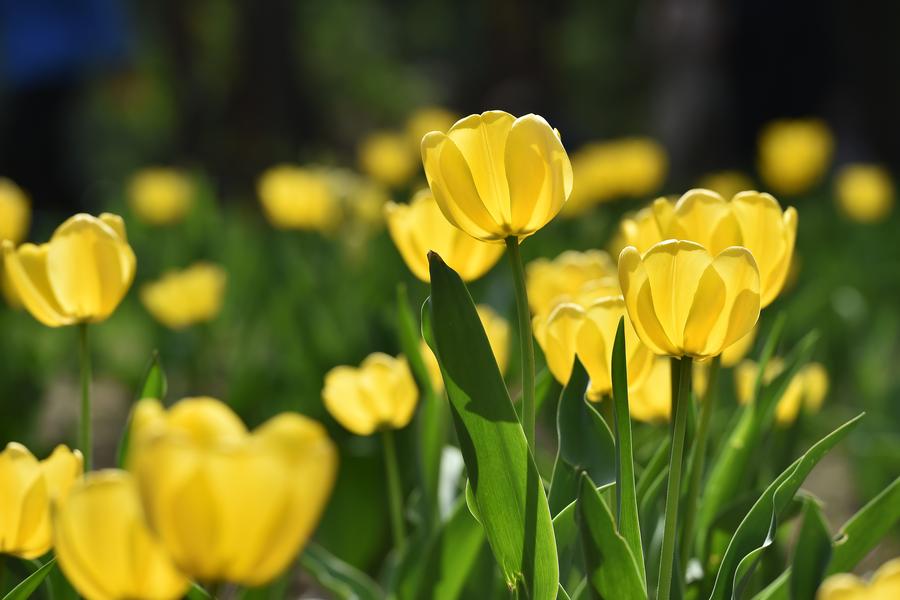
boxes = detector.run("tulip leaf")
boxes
[2,558,55,600]
[576,474,648,600]
[116,351,167,468]
[185,583,213,600]
[553,482,613,582]
[299,543,383,600]
[708,413,863,600]
[426,252,558,599]
[548,358,616,516]
[789,497,832,600]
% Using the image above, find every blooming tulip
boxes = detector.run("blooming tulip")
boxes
[817,557,900,599]
[128,397,337,586]
[525,249,619,317]
[323,353,418,435]
[758,118,833,195]
[0,177,30,244]
[53,470,189,600]
[835,164,895,223]
[258,165,342,231]
[0,443,82,558]
[421,110,573,241]
[359,131,417,187]
[140,262,227,329]
[2,213,136,327]
[128,168,193,226]
[386,189,504,282]
[735,359,828,425]
[618,239,760,359]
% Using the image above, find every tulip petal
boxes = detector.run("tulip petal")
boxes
[2,241,73,326]
[0,443,51,558]
[731,192,795,307]
[534,303,584,385]
[671,189,743,254]
[39,445,83,502]
[359,354,417,430]
[322,366,378,435]
[681,263,726,357]
[618,246,679,356]
[164,397,248,445]
[711,247,760,352]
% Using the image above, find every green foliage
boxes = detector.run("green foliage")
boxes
[1,559,55,600]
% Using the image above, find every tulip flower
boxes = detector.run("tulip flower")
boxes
[629,357,671,423]
[386,190,504,282]
[693,325,757,397]
[735,359,828,425]
[128,397,338,586]
[0,443,82,558]
[817,557,900,599]
[758,118,833,195]
[835,163,895,223]
[0,177,30,244]
[405,106,457,149]
[53,470,190,600]
[525,249,619,317]
[128,168,193,226]
[612,204,666,256]
[140,262,227,329]
[258,165,342,231]
[359,131,417,188]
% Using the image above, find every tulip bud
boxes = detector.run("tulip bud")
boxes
[0,177,30,244]
[525,249,619,318]
[386,190,504,282]
[358,131,417,188]
[2,213,136,327]
[835,163,895,223]
[54,470,189,600]
[258,165,342,232]
[421,110,573,241]
[323,353,418,435]
[758,118,833,196]
[734,360,828,425]
[0,443,82,558]
[817,557,900,599]
[128,168,194,226]
[140,262,227,329]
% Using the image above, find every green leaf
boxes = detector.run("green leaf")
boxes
[117,351,167,468]
[548,358,616,515]
[426,253,558,599]
[708,414,863,600]
[553,481,614,581]
[299,543,383,600]
[577,474,648,600]
[636,437,670,508]
[535,368,562,419]
[186,582,213,600]
[2,558,56,600]
[789,497,832,600]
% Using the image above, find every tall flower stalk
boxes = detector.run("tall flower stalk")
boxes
[506,237,536,450]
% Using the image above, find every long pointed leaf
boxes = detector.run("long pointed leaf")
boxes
[2,558,56,600]
[789,497,832,600]
[117,351,167,468]
[300,543,383,600]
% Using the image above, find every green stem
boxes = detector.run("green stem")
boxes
[382,429,406,552]
[505,236,535,451]
[680,355,720,568]
[79,323,92,470]
[657,356,693,600]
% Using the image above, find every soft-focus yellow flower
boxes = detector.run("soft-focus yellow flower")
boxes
[0,443,82,558]
[258,165,342,232]
[817,557,900,599]
[129,397,337,586]
[629,357,671,423]
[835,164,895,223]
[140,262,227,329]
[128,168,193,226]
[359,131,417,187]
[406,106,457,148]
[2,213,136,327]
[54,470,189,600]
[0,177,30,244]
[386,189,504,282]
[526,249,619,317]
[533,297,654,400]
[735,359,828,425]
[693,325,757,397]
[423,304,510,392]
[421,110,573,242]
[613,205,666,256]
[619,239,760,359]
[758,118,834,195]
[697,171,755,203]
[323,353,418,435]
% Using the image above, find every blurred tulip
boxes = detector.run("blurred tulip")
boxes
[735,359,829,425]
[619,239,760,359]
[359,131,417,187]
[421,110,573,241]
[406,106,457,148]
[2,213,136,327]
[758,118,833,195]
[629,357,672,423]
[54,470,189,600]
[696,170,755,203]
[0,443,82,558]
[525,249,619,317]
[140,262,227,329]
[423,304,510,392]
[817,557,900,599]
[835,163,895,223]
[128,168,193,226]
[0,177,30,244]
[129,397,337,586]
[386,189,504,282]
[323,353,418,435]
[258,165,342,232]
[613,204,666,255]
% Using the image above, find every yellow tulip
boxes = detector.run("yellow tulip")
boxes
[423,304,510,392]
[140,262,227,329]
[758,118,834,195]
[359,131,417,187]
[629,357,671,423]
[2,213,136,327]
[53,470,189,600]
[817,557,900,600]
[421,110,573,242]
[258,165,342,231]
[129,397,338,586]
[696,171,755,203]
[323,353,418,435]
[0,177,30,244]
[0,443,82,558]
[734,360,829,425]
[525,249,619,317]
[835,164,895,223]
[533,297,654,400]
[386,189,504,282]
[613,204,666,256]
[406,106,457,148]
[693,325,757,397]
[128,168,193,226]
[618,239,760,359]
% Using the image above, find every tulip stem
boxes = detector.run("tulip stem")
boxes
[79,323,92,470]
[382,429,406,552]
[657,356,693,600]
[505,236,535,452]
